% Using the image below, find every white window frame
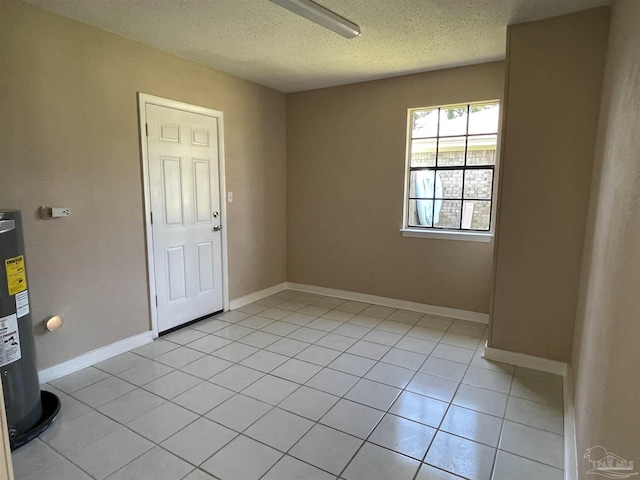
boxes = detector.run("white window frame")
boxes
[400,100,502,242]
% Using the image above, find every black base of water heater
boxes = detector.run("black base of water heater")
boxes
[10,390,60,451]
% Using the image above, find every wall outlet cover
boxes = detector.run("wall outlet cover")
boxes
[51,208,71,217]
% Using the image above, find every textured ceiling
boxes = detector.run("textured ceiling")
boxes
[24,0,611,93]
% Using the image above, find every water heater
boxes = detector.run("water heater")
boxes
[0,210,59,449]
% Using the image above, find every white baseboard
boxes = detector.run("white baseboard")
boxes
[482,342,576,480]
[38,331,154,384]
[482,342,568,376]
[229,282,288,310]
[563,367,577,480]
[286,283,489,324]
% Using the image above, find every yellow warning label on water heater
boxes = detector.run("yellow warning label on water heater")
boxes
[5,256,27,296]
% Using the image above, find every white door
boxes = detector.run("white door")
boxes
[146,104,224,333]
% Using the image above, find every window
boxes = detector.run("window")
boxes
[403,101,500,238]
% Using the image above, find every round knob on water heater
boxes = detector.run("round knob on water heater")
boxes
[44,315,63,332]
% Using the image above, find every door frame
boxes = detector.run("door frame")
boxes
[138,93,230,338]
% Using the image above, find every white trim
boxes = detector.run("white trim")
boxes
[228,282,488,324]
[137,93,230,338]
[217,112,230,314]
[401,107,413,228]
[287,283,489,324]
[38,331,153,384]
[482,342,577,480]
[563,367,578,480]
[229,282,289,310]
[400,228,493,242]
[137,94,159,337]
[482,342,567,376]
[490,98,505,234]
[401,99,503,237]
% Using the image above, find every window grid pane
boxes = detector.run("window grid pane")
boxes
[410,138,437,167]
[436,136,466,167]
[407,102,498,232]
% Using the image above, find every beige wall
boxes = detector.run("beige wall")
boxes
[489,8,610,361]
[287,63,504,313]
[572,0,640,475]
[0,0,287,369]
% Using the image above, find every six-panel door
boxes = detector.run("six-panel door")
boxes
[146,104,223,333]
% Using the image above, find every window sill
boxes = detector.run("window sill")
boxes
[400,228,494,242]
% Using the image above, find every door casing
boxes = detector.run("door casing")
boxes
[138,93,229,337]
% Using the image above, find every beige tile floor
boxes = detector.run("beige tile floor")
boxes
[11,290,565,480]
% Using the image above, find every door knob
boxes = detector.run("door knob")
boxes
[213,225,222,232]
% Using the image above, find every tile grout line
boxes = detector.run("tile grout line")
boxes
[64,315,466,477]
[410,323,488,480]
[29,291,563,480]
[236,294,564,478]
